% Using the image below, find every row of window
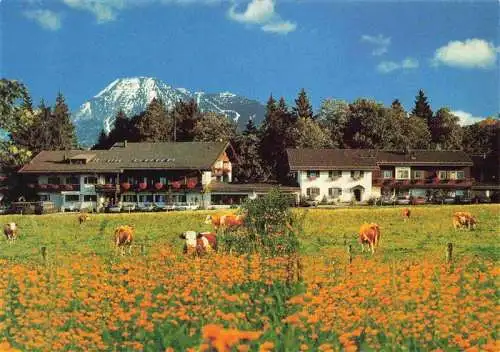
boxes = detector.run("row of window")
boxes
[62,194,97,202]
[306,171,364,179]
[383,169,465,180]
[306,187,343,198]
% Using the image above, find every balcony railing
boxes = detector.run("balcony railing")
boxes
[95,184,119,193]
[31,184,81,192]
[374,178,475,187]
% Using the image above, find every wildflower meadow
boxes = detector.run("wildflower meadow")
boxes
[0,203,498,351]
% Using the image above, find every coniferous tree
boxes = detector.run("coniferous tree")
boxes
[259,95,288,180]
[93,129,111,150]
[412,89,433,126]
[293,88,314,120]
[53,92,77,149]
[233,119,268,182]
[171,99,201,142]
[136,97,171,142]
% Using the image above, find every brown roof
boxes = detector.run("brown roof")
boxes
[287,149,377,171]
[376,150,473,166]
[19,142,230,174]
[287,148,473,170]
[209,182,300,193]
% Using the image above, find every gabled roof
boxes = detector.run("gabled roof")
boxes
[19,142,231,174]
[287,149,377,171]
[376,150,473,166]
[287,148,473,171]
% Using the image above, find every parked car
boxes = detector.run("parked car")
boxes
[472,195,491,204]
[396,197,411,205]
[0,205,7,214]
[107,205,122,213]
[411,196,426,205]
[137,203,154,212]
[456,196,472,204]
[380,196,395,205]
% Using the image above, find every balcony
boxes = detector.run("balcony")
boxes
[30,184,81,192]
[95,184,119,193]
[373,178,474,188]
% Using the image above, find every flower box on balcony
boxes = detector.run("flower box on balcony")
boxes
[433,177,440,184]
[171,181,182,189]
[308,176,317,181]
[154,182,164,190]
[0,176,8,182]
[38,184,48,190]
[448,179,456,185]
[187,179,197,189]
[27,183,35,189]
[138,182,147,191]
[121,182,131,191]
[62,184,73,191]
[48,184,60,190]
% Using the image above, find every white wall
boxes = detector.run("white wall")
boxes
[297,170,374,202]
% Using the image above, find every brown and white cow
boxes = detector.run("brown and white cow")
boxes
[180,231,217,256]
[359,223,381,254]
[205,214,245,231]
[78,213,91,225]
[453,212,477,230]
[402,208,411,222]
[4,223,18,243]
[114,225,134,255]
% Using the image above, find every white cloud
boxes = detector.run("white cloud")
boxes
[361,34,391,56]
[228,0,296,35]
[24,9,62,30]
[433,38,498,69]
[62,0,126,22]
[451,110,485,126]
[377,57,419,73]
[261,20,296,34]
[228,0,274,24]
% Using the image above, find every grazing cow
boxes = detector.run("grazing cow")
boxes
[359,223,381,254]
[180,231,217,256]
[78,213,90,225]
[402,208,411,222]
[205,214,245,231]
[4,223,18,243]
[453,212,477,230]
[114,225,134,255]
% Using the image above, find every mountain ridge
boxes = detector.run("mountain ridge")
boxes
[72,77,265,146]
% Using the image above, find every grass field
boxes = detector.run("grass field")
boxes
[0,205,498,351]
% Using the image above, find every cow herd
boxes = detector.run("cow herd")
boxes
[3,208,479,257]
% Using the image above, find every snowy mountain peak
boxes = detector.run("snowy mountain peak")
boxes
[72,77,265,146]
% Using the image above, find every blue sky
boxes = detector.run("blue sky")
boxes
[1,0,498,125]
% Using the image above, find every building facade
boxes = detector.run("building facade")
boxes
[18,141,253,211]
[287,149,475,203]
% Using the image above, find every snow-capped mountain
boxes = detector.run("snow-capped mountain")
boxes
[73,77,265,146]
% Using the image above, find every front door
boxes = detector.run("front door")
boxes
[354,188,362,202]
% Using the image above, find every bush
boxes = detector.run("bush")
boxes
[219,188,303,256]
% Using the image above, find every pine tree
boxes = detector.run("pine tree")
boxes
[259,95,281,180]
[136,98,171,142]
[293,88,314,120]
[412,89,433,125]
[171,99,201,142]
[234,118,268,182]
[53,92,77,149]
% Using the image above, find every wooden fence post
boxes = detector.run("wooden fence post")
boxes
[347,244,352,265]
[446,243,453,264]
[41,246,47,262]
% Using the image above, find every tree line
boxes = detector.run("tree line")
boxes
[1,78,498,186]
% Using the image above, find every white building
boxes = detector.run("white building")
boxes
[287,149,377,203]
